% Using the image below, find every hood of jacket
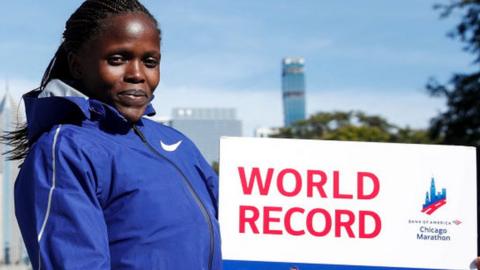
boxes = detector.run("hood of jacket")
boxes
[23,79,156,142]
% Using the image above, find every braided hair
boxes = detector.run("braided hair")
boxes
[3,0,161,160]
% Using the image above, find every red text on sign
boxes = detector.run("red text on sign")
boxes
[239,205,382,239]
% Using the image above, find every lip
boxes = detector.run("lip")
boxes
[116,89,150,106]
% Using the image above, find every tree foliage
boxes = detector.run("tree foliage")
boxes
[211,161,219,174]
[428,0,480,146]
[272,111,433,144]
[430,1,480,253]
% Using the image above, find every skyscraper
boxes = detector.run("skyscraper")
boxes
[282,57,306,127]
[0,84,28,268]
[0,93,13,266]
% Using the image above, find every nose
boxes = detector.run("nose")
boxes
[124,60,145,83]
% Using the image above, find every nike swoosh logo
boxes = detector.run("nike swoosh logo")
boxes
[160,140,182,152]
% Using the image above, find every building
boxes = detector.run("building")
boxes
[282,57,306,127]
[0,86,29,268]
[254,127,279,138]
[170,108,242,164]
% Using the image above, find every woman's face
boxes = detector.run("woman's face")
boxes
[71,13,161,122]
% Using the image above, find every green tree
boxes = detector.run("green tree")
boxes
[211,161,219,174]
[272,111,433,144]
[427,0,480,146]
[428,1,480,254]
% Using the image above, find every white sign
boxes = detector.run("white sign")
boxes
[219,137,477,270]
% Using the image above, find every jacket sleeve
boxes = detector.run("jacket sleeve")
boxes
[15,126,110,270]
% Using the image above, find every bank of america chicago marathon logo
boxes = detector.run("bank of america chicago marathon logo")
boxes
[412,177,460,242]
[421,177,446,215]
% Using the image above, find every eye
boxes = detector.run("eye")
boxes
[144,57,159,68]
[107,55,125,66]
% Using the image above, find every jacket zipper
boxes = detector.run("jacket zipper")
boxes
[132,125,214,270]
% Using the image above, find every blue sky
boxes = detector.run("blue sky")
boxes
[0,1,473,135]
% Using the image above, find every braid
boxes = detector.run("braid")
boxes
[4,0,161,161]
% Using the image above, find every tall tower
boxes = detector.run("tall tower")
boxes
[0,82,25,266]
[0,85,13,265]
[282,57,306,127]
[430,178,436,200]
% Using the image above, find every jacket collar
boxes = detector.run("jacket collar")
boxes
[24,79,156,141]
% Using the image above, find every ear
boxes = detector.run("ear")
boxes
[68,52,83,80]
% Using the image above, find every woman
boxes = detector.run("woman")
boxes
[10,1,221,269]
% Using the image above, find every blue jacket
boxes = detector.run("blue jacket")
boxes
[15,80,222,270]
